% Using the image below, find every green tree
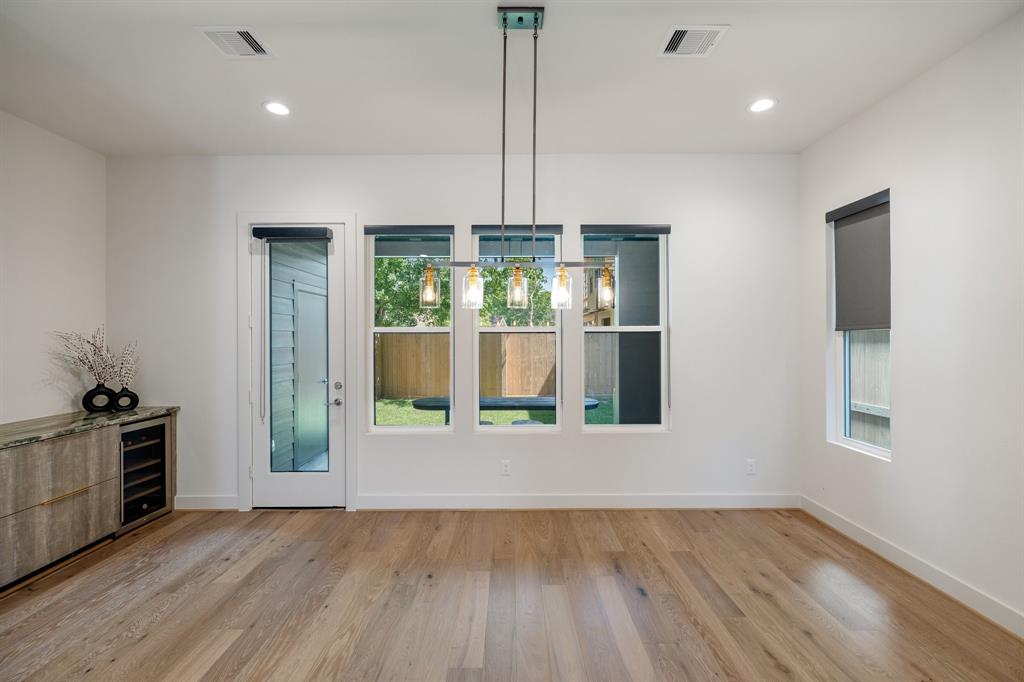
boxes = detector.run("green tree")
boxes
[479,261,553,327]
[374,257,451,327]
[374,256,554,327]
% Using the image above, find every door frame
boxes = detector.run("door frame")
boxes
[236,211,359,511]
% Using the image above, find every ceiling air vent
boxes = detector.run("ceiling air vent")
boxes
[661,25,728,58]
[196,26,272,59]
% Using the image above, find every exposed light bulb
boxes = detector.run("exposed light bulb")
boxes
[598,265,615,307]
[462,265,484,309]
[507,266,529,309]
[551,264,572,310]
[419,264,439,308]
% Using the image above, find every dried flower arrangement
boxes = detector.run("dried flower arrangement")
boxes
[117,341,139,389]
[56,326,117,385]
[56,326,141,412]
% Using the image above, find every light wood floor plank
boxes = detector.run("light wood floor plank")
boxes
[594,574,657,682]
[0,508,1019,682]
[541,584,588,682]
[156,627,243,682]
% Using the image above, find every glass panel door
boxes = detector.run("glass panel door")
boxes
[251,225,346,509]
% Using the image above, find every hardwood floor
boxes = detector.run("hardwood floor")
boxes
[0,509,1020,681]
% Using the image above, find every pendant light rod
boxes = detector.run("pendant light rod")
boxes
[531,11,538,263]
[499,14,508,264]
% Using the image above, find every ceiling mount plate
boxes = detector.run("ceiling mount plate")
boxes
[497,6,544,29]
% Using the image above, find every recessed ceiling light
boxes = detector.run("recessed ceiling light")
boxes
[263,101,290,116]
[748,98,776,113]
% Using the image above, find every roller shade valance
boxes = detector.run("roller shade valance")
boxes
[471,225,562,235]
[832,198,890,331]
[581,224,670,235]
[252,226,333,241]
[363,225,454,236]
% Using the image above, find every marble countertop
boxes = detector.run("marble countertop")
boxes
[0,406,179,450]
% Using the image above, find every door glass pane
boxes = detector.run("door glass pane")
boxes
[374,332,450,426]
[844,329,891,449]
[584,332,661,425]
[479,332,556,425]
[270,241,329,472]
[478,236,555,327]
[583,235,660,326]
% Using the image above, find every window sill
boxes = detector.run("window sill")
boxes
[828,437,892,462]
[582,425,669,434]
[474,426,561,435]
[366,426,455,435]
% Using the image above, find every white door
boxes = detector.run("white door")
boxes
[250,227,345,507]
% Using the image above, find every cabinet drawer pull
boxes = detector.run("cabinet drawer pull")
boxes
[40,486,91,506]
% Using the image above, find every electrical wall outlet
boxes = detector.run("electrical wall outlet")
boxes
[745,459,757,475]
[500,460,511,476]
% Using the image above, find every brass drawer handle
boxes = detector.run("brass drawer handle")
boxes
[40,486,91,506]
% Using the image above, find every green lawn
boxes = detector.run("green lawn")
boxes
[374,397,615,426]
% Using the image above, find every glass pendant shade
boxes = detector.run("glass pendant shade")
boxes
[462,265,484,309]
[551,264,572,310]
[598,265,615,307]
[507,265,529,309]
[419,264,440,308]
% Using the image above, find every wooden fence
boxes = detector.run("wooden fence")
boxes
[847,329,891,448]
[375,332,567,399]
[374,333,450,399]
[479,333,555,397]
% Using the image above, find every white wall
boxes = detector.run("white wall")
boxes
[0,110,106,423]
[798,12,1023,633]
[105,153,801,509]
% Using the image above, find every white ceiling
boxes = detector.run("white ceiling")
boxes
[1,0,1019,156]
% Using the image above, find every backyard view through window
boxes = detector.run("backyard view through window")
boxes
[844,329,891,449]
[477,233,558,426]
[583,232,664,425]
[372,233,451,427]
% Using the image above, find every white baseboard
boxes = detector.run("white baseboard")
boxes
[801,496,1024,638]
[174,494,240,510]
[355,492,801,510]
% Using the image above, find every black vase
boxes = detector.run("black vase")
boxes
[82,383,116,412]
[113,387,140,412]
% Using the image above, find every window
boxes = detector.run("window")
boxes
[369,229,452,428]
[829,191,891,452]
[474,227,560,427]
[582,227,669,426]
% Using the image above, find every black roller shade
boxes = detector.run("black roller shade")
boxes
[832,200,890,331]
[252,226,333,241]
[364,225,454,236]
[472,225,563,235]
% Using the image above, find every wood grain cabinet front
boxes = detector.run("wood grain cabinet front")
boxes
[0,426,119,518]
[0,478,120,585]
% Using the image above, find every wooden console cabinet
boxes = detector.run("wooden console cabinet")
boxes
[0,407,177,587]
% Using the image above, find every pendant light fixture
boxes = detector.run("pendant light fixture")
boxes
[598,264,615,308]
[419,263,439,308]
[507,265,529,308]
[551,264,571,309]
[456,7,594,312]
[462,264,484,308]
